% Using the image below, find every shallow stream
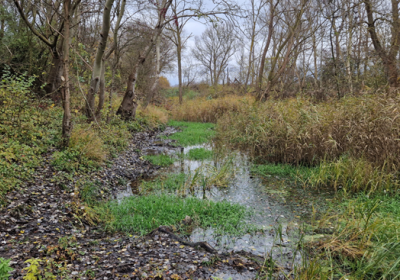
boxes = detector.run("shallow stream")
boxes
[117,127,334,278]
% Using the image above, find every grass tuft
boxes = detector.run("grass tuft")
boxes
[144,154,175,167]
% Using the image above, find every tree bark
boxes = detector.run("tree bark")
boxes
[256,0,277,99]
[116,66,139,120]
[177,37,183,104]
[117,0,172,119]
[61,0,72,147]
[85,0,115,121]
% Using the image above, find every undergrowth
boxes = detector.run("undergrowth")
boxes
[0,72,168,203]
[0,258,13,280]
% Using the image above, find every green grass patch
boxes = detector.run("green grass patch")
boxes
[251,163,314,179]
[108,194,252,235]
[144,154,175,167]
[167,121,215,146]
[187,148,213,160]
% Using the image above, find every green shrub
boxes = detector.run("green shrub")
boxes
[0,258,13,280]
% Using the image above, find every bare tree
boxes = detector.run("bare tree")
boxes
[364,0,400,89]
[117,0,173,119]
[192,23,236,88]
[85,0,116,122]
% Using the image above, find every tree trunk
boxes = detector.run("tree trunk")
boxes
[117,0,172,118]
[95,62,106,120]
[45,48,64,102]
[256,0,276,99]
[364,0,400,88]
[177,41,183,104]
[61,0,72,147]
[117,67,138,120]
[85,0,115,121]
[144,34,161,108]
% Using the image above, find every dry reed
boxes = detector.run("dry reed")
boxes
[216,94,400,172]
[169,95,254,123]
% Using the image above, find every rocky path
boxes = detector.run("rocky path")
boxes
[0,129,263,279]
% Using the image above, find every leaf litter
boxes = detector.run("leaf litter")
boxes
[0,128,263,279]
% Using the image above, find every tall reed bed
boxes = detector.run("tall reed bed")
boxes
[217,94,400,172]
[169,95,254,123]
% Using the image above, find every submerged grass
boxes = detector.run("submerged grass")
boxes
[251,163,314,180]
[187,148,213,160]
[167,120,215,146]
[140,173,187,193]
[108,194,252,235]
[144,154,175,167]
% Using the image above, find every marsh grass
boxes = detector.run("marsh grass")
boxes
[305,156,400,193]
[144,154,175,167]
[107,194,252,235]
[170,95,253,123]
[217,94,400,170]
[167,121,215,146]
[139,173,187,194]
[297,192,400,279]
[251,163,314,180]
[216,94,400,193]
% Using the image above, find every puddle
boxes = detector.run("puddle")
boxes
[117,131,334,277]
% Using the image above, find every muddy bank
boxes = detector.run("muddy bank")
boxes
[0,128,263,279]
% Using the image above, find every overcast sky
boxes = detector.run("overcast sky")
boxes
[165,20,207,86]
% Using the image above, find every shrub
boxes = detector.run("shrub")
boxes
[136,104,169,127]
[69,128,106,162]
[0,258,13,280]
